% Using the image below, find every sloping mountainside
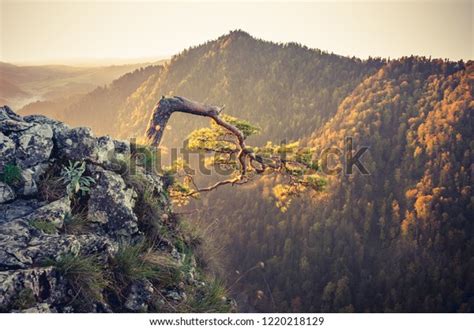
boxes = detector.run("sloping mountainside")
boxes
[117,31,384,145]
[17,94,84,121]
[18,65,164,137]
[0,78,30,99]
[0,107,232,312]
[0,61,156,111]
[196,59,473,312]
[56,65,164,136]
[40,31,383,144]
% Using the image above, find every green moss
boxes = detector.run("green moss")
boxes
[29,220,57,234]
[0,164,22,186]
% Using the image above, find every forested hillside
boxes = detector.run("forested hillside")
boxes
[116,31,384,145]
[59,65,164,135]
[191,58,473,312]
[18,65,164,136]
[15,31,384,145]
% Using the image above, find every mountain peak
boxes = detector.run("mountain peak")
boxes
[218,29,254,44]
[225,29,252,38]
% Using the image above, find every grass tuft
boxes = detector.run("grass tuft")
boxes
[125,173,167,242]
[29,220,57,234]
[180,278,232,313]
[49,253,108,306]
[0,164,22,186]
[37,169,66,202]
[63,212,89,235]
[111,243,180,288]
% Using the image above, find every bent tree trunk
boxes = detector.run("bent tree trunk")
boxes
[146,96,260,179]
[145,96,318,196]
[146,96,242,147]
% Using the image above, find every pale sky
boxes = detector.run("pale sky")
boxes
[1,0,472,64]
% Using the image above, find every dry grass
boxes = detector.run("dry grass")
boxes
[63,212,89,235]
[49,253,108,307]
[111,243,180,287]
[37,171,66,202]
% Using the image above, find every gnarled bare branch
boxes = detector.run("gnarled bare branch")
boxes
[146,96,262,182]
[146,96,317,197]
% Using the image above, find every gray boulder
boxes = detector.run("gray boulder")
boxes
[15,163,49,197]
[113,139,130,154]
[0,216,116,270]
[0,106,32,134]
[97,136,116,164]
[0,267,68,311]
[56,127,99,162]
[12,124,53,169]
[0,218,79,269]
[0,109,213,313]
[0,132,16,171]
[87,169,139,239]
[23,115,69,137]
[124,279,155,312]
[0,182,15,204]
[0,199,44,223]
[22,197,71,229]
[19,303,56,313]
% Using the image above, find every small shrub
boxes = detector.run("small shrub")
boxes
[29,220,57,234]
[60,161,95,198]
[0,164,22,186]
[49,253,108,305]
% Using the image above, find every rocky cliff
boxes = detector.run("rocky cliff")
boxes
[0,106,231,312]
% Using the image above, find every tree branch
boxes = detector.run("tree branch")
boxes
[146,96,319,197]
[146,96,260,180]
